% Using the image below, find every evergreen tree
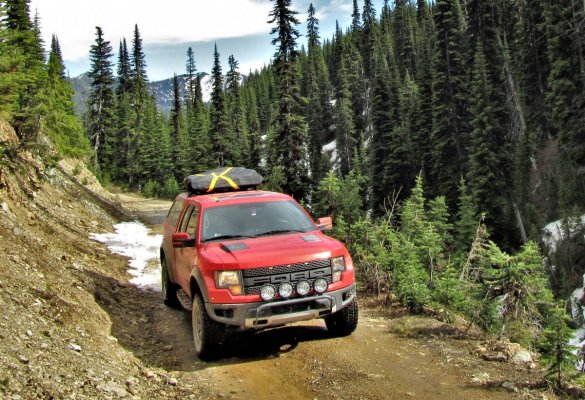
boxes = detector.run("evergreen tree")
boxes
[412,0,435,184]
[185,46,198,108]
[44,34,90,157]
[361,0,377,81]
[540,302,577,390]
[544,0,585,207]
[225,54,247,164]
[209,44,234,166]
[305,3,329,186]
[268,0,309,201]
[429,0,469,204]
[48,34,65,78]
[131,24,148,86]
[116,38,132,95]
[85,26,115,169]
[3,0,46,142]
[170,74,188,181]
[334,41,357,177]
[466,43,509,242]
[243,86,262,169]
[454,176,478,256]
[370,52,398,211]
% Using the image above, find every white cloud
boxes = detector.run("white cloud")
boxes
[30,0,273,62]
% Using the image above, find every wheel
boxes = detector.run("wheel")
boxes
[161,258,180,308]
[325,297,358,336]
[191,293,225,360]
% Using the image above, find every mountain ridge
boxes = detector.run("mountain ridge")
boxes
[67,72,213,116]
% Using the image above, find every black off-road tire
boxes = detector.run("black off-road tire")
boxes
[325,297,358,337]
[191,293,225,360]
[161,258,180,308]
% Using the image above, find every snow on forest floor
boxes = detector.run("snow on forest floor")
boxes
[542,214,585,370]
[90,221,162,291]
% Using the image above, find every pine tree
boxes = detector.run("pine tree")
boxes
[44,34,90,157]
[429,0,469,204]
[170,74,188,181]
[131,24,148,88]
[268,0,309,201]
[305,3,329,185]
[209,44,234,166]
[48,34,65,78]
[225,54,247,164]
[412,0,435,184]
[243,86,262,169]
[370,52,398,212]
[361,0,377,81]
[540,301,577,389]
[85,26,116,169]
[185,47,198,109]
[335,41,357,177]
[3,0,46,143]
[454,177,478,256]
[116,38,132,95]
[544,0,585,206]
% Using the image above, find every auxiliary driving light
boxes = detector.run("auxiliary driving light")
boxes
[296,280,311,296]
[313,278,328,294]
[278,282,294,298]
[260,284,276,301]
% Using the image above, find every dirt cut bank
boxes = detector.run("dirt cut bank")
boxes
[0,120,218,398]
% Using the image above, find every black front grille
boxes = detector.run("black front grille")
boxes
[242,258,332,296]
[242,258,331,278]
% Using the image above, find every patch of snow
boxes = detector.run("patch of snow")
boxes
[541,215,585,255]
[90,221,162,291]
[200,74,213,103]
[322,139,338,166]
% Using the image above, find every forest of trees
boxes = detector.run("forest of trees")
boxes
[75,0,585,250]
[1,0,585,388]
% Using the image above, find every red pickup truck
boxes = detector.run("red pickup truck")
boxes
[160,168,358,359]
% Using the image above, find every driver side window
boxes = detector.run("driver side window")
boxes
[179,205,199,239]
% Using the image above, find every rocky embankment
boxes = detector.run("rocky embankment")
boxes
[0,121,214,399]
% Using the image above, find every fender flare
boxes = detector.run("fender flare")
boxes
[190,267,210,303]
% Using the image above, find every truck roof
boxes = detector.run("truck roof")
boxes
[179,190,294,208]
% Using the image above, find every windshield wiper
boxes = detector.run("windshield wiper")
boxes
[204,234,251,243]
[254,229,306,237]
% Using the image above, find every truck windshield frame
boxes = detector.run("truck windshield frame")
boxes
[201,200,316,243]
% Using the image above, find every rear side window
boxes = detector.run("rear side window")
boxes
[166,199,184,227]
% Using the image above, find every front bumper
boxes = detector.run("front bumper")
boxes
[204,284,356,329]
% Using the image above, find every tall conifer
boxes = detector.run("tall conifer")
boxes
[268,0,309,201]
[85,26,115,169]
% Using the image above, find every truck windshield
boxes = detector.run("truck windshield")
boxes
[201,201,316,242]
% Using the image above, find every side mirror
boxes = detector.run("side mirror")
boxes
[172,232,195,248]
[316,217,333,231]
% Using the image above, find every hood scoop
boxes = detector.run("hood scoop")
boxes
[301,234,321,242]
[220,242,249,253]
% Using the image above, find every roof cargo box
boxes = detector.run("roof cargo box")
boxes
[184,167,263,195]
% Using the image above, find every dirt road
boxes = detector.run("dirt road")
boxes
[99,193,544,400]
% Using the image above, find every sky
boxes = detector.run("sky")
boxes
[29,0,384,81]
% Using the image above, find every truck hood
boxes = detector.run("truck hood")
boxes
[200,232,344,269]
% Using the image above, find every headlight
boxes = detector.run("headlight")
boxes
[214,271,243,295]
[278,282,294,298]
[332,256,345,282]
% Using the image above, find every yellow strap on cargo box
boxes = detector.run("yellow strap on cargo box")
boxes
[207,167,240,192]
